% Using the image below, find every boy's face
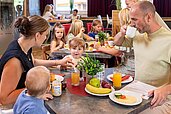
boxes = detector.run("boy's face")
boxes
[70,46,84,59]
[94,24,102,32]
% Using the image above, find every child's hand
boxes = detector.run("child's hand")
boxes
[42,93,53,101]
[80,27,85,33]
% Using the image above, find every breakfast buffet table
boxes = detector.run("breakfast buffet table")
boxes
[45,68,152,114]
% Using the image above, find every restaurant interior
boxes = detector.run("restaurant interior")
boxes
[0,0,171,114]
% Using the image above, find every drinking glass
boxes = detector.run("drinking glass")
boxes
[71,71,80,86]
[96,63,105,81]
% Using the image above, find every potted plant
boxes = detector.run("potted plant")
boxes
[76,55,103,78]
[98,31,107,46]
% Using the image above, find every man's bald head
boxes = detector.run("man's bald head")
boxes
[131,1,155,17]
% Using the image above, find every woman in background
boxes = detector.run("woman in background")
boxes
[42,4,55,20]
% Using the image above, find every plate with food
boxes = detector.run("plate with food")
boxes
[107,74,133,84]
[85,48,97,52]
[85,78,112,96]
[109,90,142,106]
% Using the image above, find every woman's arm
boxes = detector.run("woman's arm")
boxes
[0,58,24,105]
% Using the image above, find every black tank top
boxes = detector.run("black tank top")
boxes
[0,40,34,89]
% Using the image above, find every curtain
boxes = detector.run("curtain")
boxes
[153,0,171,17]
[39,0,53,16]
[88,0,116,17]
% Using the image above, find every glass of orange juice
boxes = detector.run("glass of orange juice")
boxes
[71,71,80,86]
[113,69,122,89]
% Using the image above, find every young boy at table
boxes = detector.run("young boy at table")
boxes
[13,66,53,114]
[61,37,85,70]
[88,19,103,39]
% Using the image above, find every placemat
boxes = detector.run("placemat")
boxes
[66,78,89,96]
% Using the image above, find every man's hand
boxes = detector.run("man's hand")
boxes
[148,85,170,108]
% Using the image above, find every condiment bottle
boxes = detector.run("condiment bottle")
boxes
[51,80,62,96]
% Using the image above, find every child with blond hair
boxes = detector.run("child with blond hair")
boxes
[67,20,93,42]
[88,19,103,39]
[61,38,85,70]
[13,66,53,114]
[50,22,66,52]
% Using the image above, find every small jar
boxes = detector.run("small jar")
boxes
[51,80,62,96]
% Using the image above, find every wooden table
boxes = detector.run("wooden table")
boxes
[48,19,71,23]
[45,68,151,114]
[50,50,113,68]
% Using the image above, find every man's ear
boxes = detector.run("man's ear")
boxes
[146,13,152,23]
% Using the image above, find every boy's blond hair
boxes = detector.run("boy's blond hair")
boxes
[69,37,85,50]
[25,66,50,97]
[68,20,83,36]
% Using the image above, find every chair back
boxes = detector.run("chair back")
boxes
[62,24,71,35]
[97,15,103,25]
[86,22,92,33]
[41,44,50,60]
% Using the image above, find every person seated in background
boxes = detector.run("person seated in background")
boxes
[0,15,73,105]
[60,37,85,70]
[67,20,93,42]
[88,19,103,39]
[114,1,171,113]
[42,4,56,20]
[50,22,66,53]
[68,9,80,21]
[13,66,53,114]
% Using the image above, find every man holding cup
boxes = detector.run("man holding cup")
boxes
[114,1,171,114]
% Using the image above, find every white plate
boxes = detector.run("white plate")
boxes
[107,74,133,84]
[85,49,97,52]
[55,75,64,82]
[85,88,110,96]
[109,90,142,106]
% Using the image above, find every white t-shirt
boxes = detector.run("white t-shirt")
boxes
[42,12,53,20]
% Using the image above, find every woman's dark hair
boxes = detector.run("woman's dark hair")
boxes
[14,15,49,37]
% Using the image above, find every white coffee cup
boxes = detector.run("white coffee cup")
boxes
[126,26,137,38]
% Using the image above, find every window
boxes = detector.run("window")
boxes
[53,0,87,17]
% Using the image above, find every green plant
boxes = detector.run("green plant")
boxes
[76,55,103,77]
[98,31,107,43]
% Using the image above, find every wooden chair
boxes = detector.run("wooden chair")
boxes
[41,44,50,60]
